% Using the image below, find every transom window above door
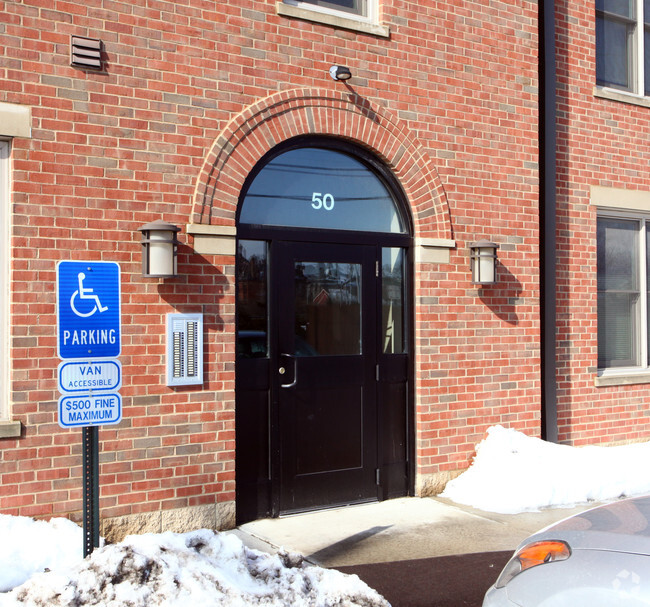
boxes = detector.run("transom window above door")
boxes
[239,146,407,234]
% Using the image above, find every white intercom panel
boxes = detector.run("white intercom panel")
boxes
[166,313,203,386]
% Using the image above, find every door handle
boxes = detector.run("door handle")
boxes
[279,353,297,388]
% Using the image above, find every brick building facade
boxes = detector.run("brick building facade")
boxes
[0,0,640,535]
[554,0,650,445]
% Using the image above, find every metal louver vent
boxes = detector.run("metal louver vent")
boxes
[71,36,103,70]
[167,313,203,386]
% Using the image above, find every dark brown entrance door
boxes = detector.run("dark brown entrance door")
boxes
[235,139,413,524]
[275,241,378,513]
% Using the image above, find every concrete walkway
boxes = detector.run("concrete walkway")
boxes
[233,496,597,568]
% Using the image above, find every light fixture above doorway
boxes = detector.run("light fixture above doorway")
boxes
[138,220,181,278]
[329,65,352,81]
[469,240,499,285]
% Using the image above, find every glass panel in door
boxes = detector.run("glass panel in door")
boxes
[237,240,268,359]
[293,261,361,356]
[382,247,405,354]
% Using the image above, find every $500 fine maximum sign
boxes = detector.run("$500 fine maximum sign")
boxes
[58,393,122,428]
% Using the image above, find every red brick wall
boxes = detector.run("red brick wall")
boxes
[555,0,650,445]
[0,0,540,521]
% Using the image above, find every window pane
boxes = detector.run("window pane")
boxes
[597,0,634,18]
[240,147,406,234]
[296,0,366,16]
[597,218,640,368]
[598,292,639,366]
[646,27,650,95]
[647,222,650,364]
[382,248,405,354]
[597,218,638,290]
[293,261,361,356]
[0,142,8,420]
[596,14,633,89]
[237,241,268,358]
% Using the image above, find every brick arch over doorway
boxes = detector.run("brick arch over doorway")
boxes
[191,88,452,241]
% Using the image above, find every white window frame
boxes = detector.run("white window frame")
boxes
[0,100,29,436]
[591,187,650,386]
[597,212,647,365]
[596,209,650,385]
[284,0,372,20]
[278,0,389,38]
[596,0,648,98]
[0,140,9,421]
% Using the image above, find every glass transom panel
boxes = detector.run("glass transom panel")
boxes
[240,147,406,233]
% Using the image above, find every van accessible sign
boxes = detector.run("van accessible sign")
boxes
[57,261,121,360]
[58,360,122,393]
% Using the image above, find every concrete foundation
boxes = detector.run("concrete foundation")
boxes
[101,502,235,543]
[415,470,463,497]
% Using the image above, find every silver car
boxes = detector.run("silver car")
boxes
[484,495,650,606]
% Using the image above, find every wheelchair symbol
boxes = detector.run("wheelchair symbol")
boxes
[70,273,108,318]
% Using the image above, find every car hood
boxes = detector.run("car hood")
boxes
[526,495,650,555]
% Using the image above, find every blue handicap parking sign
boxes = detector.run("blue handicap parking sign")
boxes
[57,261,121,359]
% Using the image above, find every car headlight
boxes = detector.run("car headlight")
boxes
[495,540,571,589]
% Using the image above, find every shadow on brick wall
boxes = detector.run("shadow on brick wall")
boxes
[477,262,522,325]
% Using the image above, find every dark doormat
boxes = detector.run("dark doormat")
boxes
[337,550,512,607]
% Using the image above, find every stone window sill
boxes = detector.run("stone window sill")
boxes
[0,420,22,438]
[595,371,650,387]
[594,86,650,110]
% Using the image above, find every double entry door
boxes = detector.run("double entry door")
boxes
[236,237,409,521]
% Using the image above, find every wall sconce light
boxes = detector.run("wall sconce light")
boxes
[329,65,352,81]
[470,240,499,285]
[138,220,181,278]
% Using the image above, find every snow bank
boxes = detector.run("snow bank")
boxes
[0,514,84,592]
[441,425,650,514]
[0,528,389,607]
[7,424,650,603]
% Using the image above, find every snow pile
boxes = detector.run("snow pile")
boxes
[6,424,650,604]
[0,514,84,592]
[0,528,389,607]
[442,425,650,514]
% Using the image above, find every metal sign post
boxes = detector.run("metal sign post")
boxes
[56,261,122,557]
[82,426,100,557]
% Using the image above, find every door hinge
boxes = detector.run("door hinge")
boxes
[376,260,379,277]
[376,364,380,381]
[375,468,381,485]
